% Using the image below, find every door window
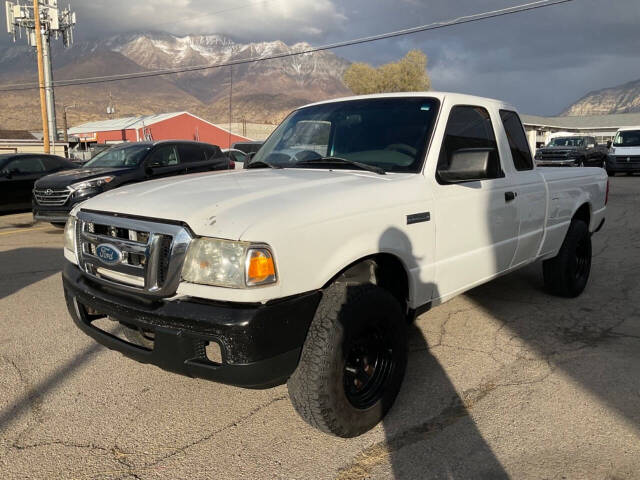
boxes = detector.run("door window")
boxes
[147,145,179,167]
[177,144,205,163]
[437,106,502,182]
[5,157,45,174]
[499,110,533,171]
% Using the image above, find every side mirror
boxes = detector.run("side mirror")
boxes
[438,148,494,183]
[606,141,612,149]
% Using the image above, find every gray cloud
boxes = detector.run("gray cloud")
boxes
[2,0,640,115]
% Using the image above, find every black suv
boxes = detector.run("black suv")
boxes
[33,140,231,225]
[0,153,77,214]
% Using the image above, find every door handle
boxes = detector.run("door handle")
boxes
[505,191,517,202]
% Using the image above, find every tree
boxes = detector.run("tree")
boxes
[343,49,431,95]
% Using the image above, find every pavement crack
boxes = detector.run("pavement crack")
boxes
[112,394,288,479]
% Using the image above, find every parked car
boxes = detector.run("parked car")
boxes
[222,148,248,169]
[534,135,608,168]
[61,93,607,438]
[231,140,263,155]
[33,140,231,226]
[0,153,77,214]
[606,127,640,176]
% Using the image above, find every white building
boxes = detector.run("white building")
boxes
[521,112,640,151]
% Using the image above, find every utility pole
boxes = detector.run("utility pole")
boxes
[6,1,77,151]
[62,103,75,143]
[32,0,49,153]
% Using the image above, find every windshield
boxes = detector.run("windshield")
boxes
[84,144,151,168]
[251,97,440,173]
[547,137,585,147]
[613,130,640,147]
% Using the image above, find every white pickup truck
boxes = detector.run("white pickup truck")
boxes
[62,92,608,437]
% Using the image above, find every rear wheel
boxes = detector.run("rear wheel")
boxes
[543,219,591,297]
[287,283,407,437]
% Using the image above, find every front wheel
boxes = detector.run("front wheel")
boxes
[287,283,408,437]
[543,219,591,297]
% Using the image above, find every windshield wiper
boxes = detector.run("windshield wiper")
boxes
[246,160,282,169]
[296,157,386,175]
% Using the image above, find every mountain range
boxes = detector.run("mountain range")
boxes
[0,33,352,132]
[561,78,640,116]
[1,32,639,134]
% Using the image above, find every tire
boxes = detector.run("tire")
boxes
[543,219,591,298]
[287,283,408,437]
[607,170,615,177]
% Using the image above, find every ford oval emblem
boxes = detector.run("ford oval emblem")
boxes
[95,243,123,266]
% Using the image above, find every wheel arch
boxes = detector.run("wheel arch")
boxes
[323,253,411,313]
[572,202,591,228]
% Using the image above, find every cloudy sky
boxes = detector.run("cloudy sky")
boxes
[4,0,640,115]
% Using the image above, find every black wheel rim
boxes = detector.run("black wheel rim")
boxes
[573,235,590,281]
[343,328,395,409]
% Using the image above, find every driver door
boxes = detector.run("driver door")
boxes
[433,105,519,300]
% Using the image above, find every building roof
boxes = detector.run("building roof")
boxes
[0,129,36,140]
[68,112,186,134]
[521,112,640,130]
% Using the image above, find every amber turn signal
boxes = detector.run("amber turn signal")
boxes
[246,248,276,286]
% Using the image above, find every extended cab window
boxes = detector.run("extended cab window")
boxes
[437,106,502,183]
[500,110,533,171]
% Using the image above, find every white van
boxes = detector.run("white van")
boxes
[607,126,640,176]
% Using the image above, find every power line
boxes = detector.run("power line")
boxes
[0,0,574,92]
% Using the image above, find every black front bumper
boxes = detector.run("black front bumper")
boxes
[607,157,640,173]
[63,263,321,388]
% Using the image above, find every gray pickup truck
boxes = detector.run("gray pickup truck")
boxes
[534,135,608,168]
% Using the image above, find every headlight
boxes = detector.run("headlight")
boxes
[181,238,277,288]
[69,176,115,192]
[64,215,76,253]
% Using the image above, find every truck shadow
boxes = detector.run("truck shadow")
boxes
[0,248,63,301]
[362,186,640,479]
[336,227,510,479]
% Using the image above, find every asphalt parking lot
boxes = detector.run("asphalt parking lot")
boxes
[1,176,639,480]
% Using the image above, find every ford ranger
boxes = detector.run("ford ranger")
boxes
[62,93,608,438]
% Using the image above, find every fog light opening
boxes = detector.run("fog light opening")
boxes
[205,341,223,364]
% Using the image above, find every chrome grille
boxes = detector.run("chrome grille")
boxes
[75,211,192,297]
[34,187,72,206]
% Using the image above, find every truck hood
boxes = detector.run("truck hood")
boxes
[77,168,420,240]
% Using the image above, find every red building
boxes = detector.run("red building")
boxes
[68,112,249,148]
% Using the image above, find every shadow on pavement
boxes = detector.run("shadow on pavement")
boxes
[0,342,102,431]
[0,248,63,300]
